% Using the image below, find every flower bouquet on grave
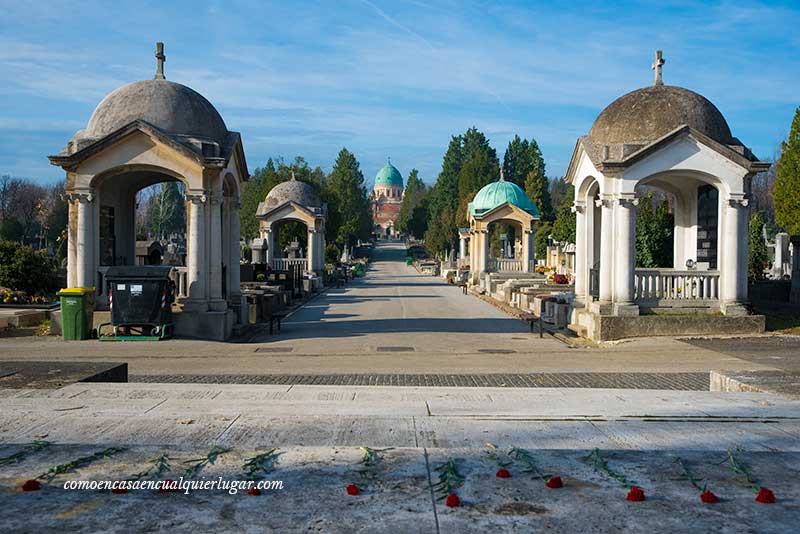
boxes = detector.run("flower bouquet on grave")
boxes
[346,446,394,495]
[242,448,281,496]
[21,447,124,491]
[725,448,775,504]
[583,449,644,501]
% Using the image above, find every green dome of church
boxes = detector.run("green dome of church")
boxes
[374,162,404,187]
[468,176,540,217]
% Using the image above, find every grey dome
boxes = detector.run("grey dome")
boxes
[589,85,734,146]
[265,178,321,208]
[83,79,228,144]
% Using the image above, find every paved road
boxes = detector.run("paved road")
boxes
[683,336,800,372]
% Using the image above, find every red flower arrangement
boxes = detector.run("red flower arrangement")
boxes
[700,490,719,503]
[496,468,511,478]
[445,492,460,507]
[553,274,569,285]
[346,484,360,496]
[248,487,262,497]
[21,479,41,491]
[755,487,775,504]
[546,476,563,489]
[626,486,646,502]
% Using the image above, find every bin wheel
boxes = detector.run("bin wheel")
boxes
[151,326,160,336]
[113,326,119,336]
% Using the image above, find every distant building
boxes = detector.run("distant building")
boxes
[370,160,404,238]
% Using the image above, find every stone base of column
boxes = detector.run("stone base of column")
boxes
[613,303,640,317]
[721,302,749,317]
[590,301,614,315]
[181,298,209,313]
[208,298,228,312]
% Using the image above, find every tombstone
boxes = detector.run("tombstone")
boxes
[773,233,790,279]
[791,236,800,305]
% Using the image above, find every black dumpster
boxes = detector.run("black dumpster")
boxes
[105,266,175,338]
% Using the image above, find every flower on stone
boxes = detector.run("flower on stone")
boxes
[496,468,511,478]
[21,479,41,491]
[445,492,460,507]
[346,484,359,496]
[700,490,718,503]
[546,476,563,489]
[159,479,179,493]
[626,486,646,502]
[755,487,775,504]
[248,487,261,497]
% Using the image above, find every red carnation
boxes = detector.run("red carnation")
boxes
[248,487,261,496]
[626,486,646,502]
[21,479,41,492]
[700,490,718,503]
[159,479,179,493]
[346,484,359,496]
[755,487,775,504]
[445,492,460,508]
[496,468,511,478]
[546,476,563,489]
[111,487,128,494]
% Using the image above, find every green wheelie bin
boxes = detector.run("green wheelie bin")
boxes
[57,287,95,340]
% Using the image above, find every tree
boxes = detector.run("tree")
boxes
[748,210,769,281]
[502,135,530,188]
[327,148,371,247]
[0,241,59,296]
[550,185,576,243]
[239,159,277,240]
[774,106,800,234]
[146,182,185,239]
[635,193,674,268]
[534,222,553,259]
[0,175,48,243]
[398,169,427,237]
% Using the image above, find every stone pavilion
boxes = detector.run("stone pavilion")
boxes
[370,160,404,238]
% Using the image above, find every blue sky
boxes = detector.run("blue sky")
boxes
[1,0,798,187]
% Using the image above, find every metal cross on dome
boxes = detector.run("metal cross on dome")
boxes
[154,42,166,80]
[652,50,665,86]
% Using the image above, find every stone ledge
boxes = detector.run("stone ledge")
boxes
[593,314,765,342]
[710,369,800,399]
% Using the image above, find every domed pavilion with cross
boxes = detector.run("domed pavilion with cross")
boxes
[565,51,770,341]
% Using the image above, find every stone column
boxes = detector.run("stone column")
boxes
[597,195,614,306]
[522,228,535,272]
[208,194,225,310]
[721,197,748,315]
[613,195,639,315]
[229,201,241,298]
[478,229,489,273]
[774,232,789,278]
[307,228,318,273]
[185,192,207,307]
[459,234,467,262]
[264,227,274,267]
[73,191,94,289]
[572,201,587,302]
[790,236,800,304]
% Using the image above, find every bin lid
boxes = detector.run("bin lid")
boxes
[105,265,174,280]
[57,287,95,295]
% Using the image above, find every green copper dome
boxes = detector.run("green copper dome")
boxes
[468,177,540,217]
[374,162,404,187]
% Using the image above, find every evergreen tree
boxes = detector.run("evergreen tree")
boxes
[534,221,553,259]
[748,210,769,281]
[523,140,551,221]
[398,169,426,236]
[774,106,800,234]
[327,148,370,247]
[502,135,529,188]
[635,193,674,268]
[550,185,576,243]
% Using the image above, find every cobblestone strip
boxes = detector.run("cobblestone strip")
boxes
[131,372,709,390]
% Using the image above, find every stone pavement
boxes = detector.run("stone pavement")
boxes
[1,383,800,532]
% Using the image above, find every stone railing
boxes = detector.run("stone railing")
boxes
[489,259,523,272]
[170,266,189,298]
[271,258,307,271]
[634,269,720,307]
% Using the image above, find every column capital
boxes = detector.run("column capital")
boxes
[68,191,94,203]
[615,194,639,208]
[595,194,614,209]
[571,200,586,214]
[726,195,749,208]
[209,194,223,206]
[186,191,208,204]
